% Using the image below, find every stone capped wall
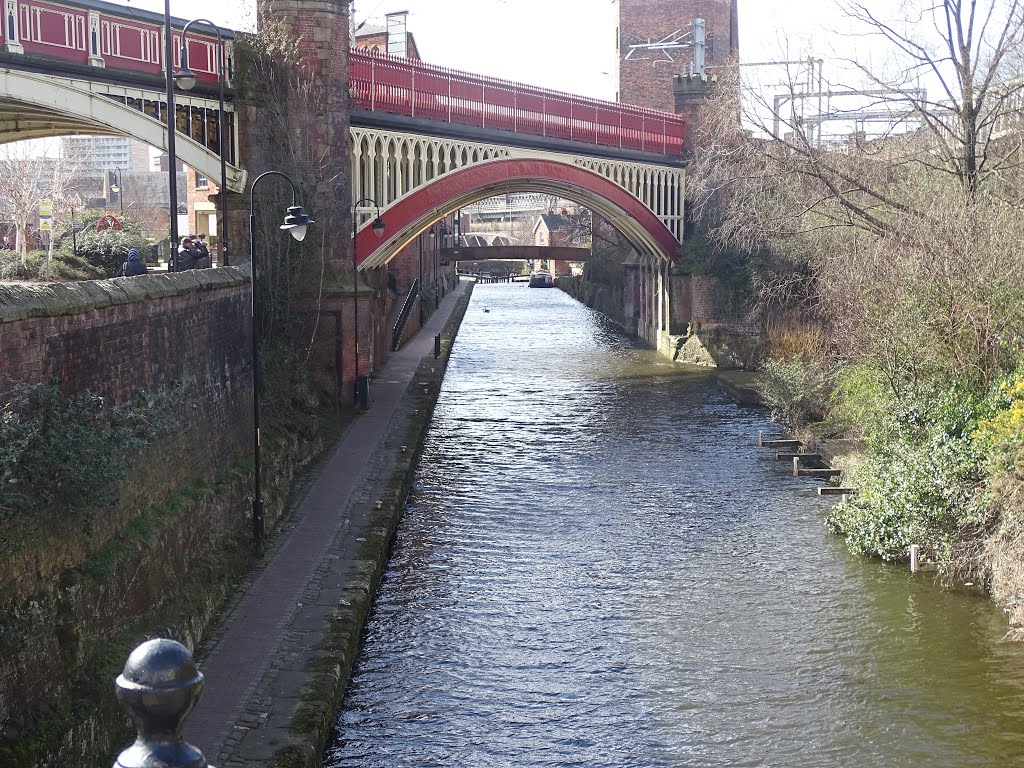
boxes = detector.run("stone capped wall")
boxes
[0,270,326,768]
[0,270,252,601]
[0,270,249,406]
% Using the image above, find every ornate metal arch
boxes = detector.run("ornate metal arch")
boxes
[350,126,684,244]
[0,68,245,190]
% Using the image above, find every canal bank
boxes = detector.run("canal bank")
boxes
[324,282,1024,767]
[185,280,474,768]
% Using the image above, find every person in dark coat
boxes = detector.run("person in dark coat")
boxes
[118,247,148,277]
[176,236,197,271]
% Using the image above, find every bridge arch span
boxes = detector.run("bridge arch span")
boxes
[0,69,245,191]
[354,158,680,270]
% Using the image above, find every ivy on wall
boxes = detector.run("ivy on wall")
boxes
[0,382,180,534]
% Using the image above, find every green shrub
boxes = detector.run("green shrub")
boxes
[71,230,149,277]
[827,365,892,439]
[59,212,149,277]
[974,365,1024,470]
[50,253,104,280]
[0,249,107,282]
[758,354,830,429]
[826,383,988,563]
[0,250,42,281]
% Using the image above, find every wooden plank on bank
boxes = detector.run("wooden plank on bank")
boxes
[798,468,842,478]
[760,439,803,449]
[776,452,821,461]
[818,487,856,496]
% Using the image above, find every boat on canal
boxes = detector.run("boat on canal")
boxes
[529,270,554,288]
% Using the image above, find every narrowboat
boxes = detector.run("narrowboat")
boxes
[529,271,554,288]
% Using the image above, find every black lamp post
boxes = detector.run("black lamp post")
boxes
[174,19,230,266]
[163,1,179,266]
[248,170,314,553]
[418,231,424,325]
[436,222,449,305]
[110,167,124,213]
[351,197,385,407]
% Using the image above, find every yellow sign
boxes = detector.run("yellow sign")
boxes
[39,218,51,231]
[38,200,52,218]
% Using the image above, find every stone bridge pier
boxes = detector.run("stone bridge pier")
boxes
[221,0,374,399]
[624,254,690,354]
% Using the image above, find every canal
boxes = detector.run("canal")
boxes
[325,282,1024,767]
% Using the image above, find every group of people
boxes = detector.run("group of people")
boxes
[115,233,211,277]
[175,234,211,271]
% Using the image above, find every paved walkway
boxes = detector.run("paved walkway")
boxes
[185,280,471,760]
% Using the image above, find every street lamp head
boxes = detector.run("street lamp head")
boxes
[280,205,314,242]
[110,184,120,193]
[174,67,198,91]
[372,216,385,238]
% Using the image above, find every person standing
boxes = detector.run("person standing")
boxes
[193,234,211,269]
[176,236,197,271]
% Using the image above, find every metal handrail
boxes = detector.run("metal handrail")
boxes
[392,278,420,351]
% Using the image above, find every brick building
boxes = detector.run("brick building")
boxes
[533,213,576,277]
[186,167,220,263]
[354,11,421,59]
[614,0,738,112]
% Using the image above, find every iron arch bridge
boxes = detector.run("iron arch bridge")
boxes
[349,50,685,270]
[353,151,682,271]
[0,0,244,191]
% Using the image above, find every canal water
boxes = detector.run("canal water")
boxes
[324,282,1024,767]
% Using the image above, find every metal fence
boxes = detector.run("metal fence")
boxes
[349,49,685,157]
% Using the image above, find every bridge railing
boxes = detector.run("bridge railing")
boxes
[1,0,231,88]
[350,49,685,158]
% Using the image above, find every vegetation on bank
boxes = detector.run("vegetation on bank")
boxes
[0,210,154,281]
[687,0,1024,626]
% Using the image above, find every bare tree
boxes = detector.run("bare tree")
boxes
[691,1,1024,238]
[840,0,1024,201]
[686,0,1024,385]
[0,141,82,268]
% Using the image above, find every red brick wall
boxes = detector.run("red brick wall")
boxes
[354,30,421,60]
[617,0,738,112]
[0,271,253,600]
[0,272,250,409]
[690,274,730,325]
[261,0,352,270]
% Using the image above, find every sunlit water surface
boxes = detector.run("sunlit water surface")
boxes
[324,283,1024,768]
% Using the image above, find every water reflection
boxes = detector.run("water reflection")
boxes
[325,282,1024,768]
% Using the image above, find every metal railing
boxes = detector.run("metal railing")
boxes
[350,49,685,157]
[392,277,420,351]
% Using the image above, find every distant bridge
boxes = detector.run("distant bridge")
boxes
[443,246,590,262]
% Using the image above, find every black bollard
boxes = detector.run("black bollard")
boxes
[434,333,441,359]
[112,639,209,768]
[356,374,370,410]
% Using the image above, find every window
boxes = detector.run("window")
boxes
[196,174,209,189]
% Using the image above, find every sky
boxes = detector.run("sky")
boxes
[121,0,864,101]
